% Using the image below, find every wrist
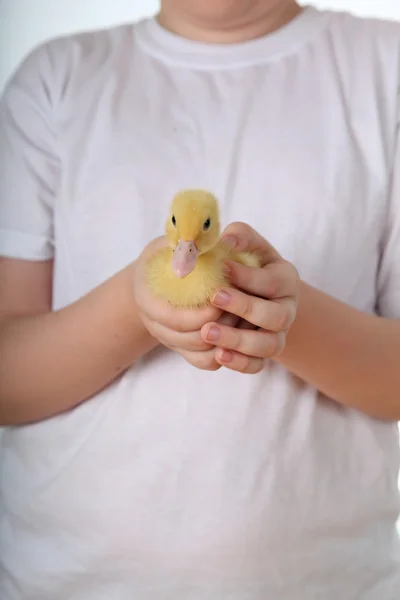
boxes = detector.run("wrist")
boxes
[122,262,159,357]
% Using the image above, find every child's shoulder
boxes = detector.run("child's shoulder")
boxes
[316,9,400,122]
[1,22,136,105]
[323,8,400,53]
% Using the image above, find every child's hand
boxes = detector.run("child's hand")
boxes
[200,223,300,373]
[134,237,236,371]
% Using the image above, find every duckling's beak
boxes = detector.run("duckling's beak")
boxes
[171,240,199,278]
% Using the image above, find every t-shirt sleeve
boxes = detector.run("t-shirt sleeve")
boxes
[377,115,400,319]
[0,44,60,260]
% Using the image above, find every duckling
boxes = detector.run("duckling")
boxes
[144,189,261,308]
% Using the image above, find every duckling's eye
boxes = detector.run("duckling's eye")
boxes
[171,215,176,226]
[203,218,211,231]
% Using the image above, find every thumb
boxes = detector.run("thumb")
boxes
[221,222,281,266]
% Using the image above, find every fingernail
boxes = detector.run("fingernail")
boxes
[206,326,221,342]
[221,236,237,249]
[212,290,231,306]
[218,349,233,363]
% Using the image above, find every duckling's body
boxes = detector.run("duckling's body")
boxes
[145,189,260,308]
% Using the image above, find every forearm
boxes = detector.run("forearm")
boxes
[0,264,158,426]
[277,282,400,420]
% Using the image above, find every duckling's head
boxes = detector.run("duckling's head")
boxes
[165,189,221,278]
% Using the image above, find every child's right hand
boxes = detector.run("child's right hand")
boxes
[134,236,231,371]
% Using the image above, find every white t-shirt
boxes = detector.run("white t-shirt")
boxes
[1,5,400,599]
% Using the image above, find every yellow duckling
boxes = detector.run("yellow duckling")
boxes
[145,189,261,308]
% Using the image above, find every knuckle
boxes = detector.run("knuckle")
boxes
[191,341,210,352]
[188,334,211,352]
[226,221,250,236]
[222,222,254,251]
[265,333,285,358]
[282,258,296,273]
[146,320,167,344]
[264,333,279,358]
[228,331,241,352]
[286,262,300,291]
[252,359,265,374]
[204,360,221,371]
[241,295,253,321]
[237,354,251,373]
[274,305,291,331]
[289,261,300,281]
[238,356,264,374]
[284,304,297,329]
[197,352,220,371]
[266,276,279,298]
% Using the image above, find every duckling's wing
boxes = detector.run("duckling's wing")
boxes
[234,251,261,268]
[216,239,261,268]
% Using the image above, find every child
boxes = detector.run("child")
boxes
[0,1,399,598]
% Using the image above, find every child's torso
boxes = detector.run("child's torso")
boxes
[1,11,400,599]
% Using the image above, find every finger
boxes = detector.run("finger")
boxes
[221,222,281,266]
[227,259,299,300]
[153,301,222,333]
[217,311,240,327]
[218,313,252,331]
[146,318,213,352]
[135,272,222,333]
[236,318,257,330]
[210,287,296,332]
[214,348,265,374]
[179,348,221,372]
[138,287,222,332]
[201,323,286,359]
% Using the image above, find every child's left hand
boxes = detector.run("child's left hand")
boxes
[200,223,300,373]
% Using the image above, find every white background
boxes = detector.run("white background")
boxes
[1,1,400,90]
